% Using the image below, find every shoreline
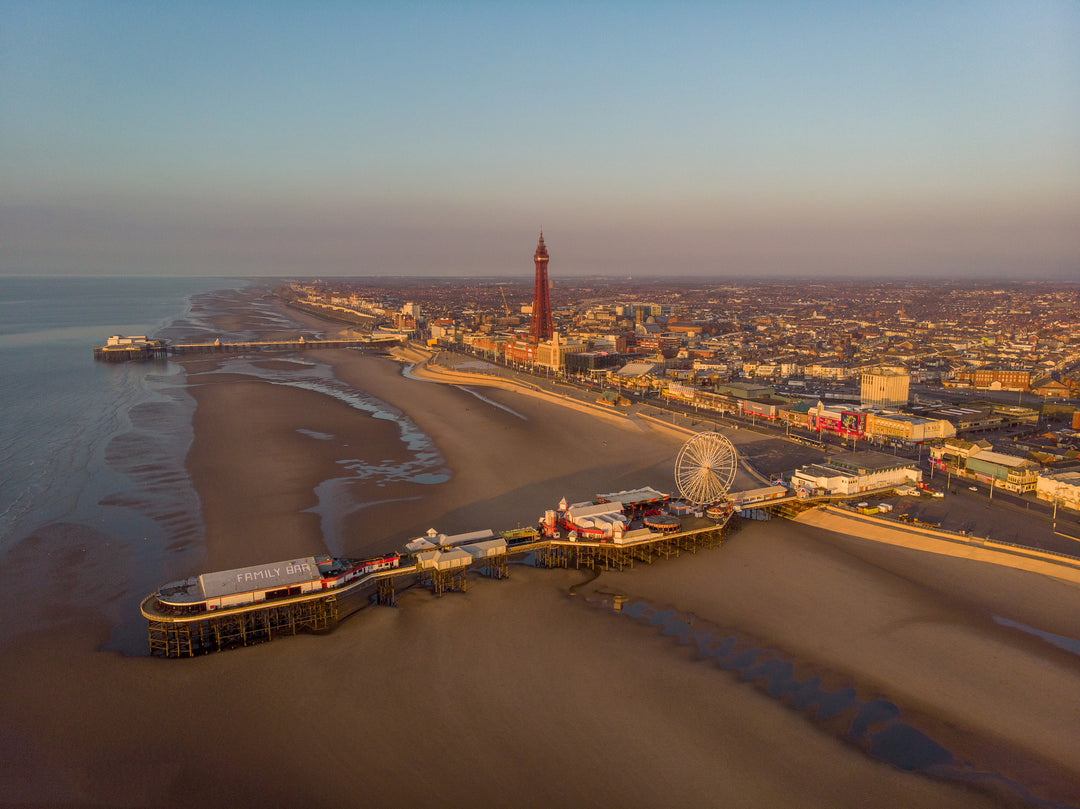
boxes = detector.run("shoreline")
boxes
[799,504,1080,584]
[2,286,1079,808]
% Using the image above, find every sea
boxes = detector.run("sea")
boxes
[0,275,452,652]
[0,277,246,641]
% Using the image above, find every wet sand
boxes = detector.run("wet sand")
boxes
[580,520,1080,805]
[1,287,1079,808]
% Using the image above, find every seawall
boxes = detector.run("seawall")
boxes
[797,505,1080,586]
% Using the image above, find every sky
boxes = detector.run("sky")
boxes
[2,1,1078,279]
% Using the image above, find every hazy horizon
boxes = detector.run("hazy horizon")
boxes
[2,2,1078,280]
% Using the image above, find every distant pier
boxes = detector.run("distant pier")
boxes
[92,335,169,362]
[93,334,403,362]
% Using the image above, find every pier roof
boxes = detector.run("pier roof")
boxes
[595,487,669,506]
[729,485,787,503]
[565,502,624,521]
[416,547,473,571]
[462,539,507,559]
[405,528,495,552]
[199,557,323,599]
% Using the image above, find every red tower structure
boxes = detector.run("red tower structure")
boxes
[529,231,553,342]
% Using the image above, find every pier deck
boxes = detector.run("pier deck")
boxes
[141,516,734,657]
[95,336,403,362]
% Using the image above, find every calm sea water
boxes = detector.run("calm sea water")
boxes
[0,276,242,554]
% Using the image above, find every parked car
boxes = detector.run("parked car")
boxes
[969,486,978,492]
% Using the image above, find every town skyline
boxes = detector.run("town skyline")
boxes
[2,2,1078,279]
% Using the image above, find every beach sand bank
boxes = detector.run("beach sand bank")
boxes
[1,287,1078,808]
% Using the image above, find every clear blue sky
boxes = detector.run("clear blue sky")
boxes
[2,1,1078,278]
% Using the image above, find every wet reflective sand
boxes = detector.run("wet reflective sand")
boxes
[1,287,1077,808]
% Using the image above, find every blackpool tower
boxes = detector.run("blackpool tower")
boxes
[529,231,553,341]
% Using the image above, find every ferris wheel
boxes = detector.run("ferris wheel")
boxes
[675,431,738,506]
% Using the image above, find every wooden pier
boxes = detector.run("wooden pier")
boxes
[95,335,403,362]
[144,592,339,657]
[92,340,169,362]
[141,516,735,658]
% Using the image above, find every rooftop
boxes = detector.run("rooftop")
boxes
[971,450,1034,469]
[596,487,669,506]
[199,557,323,599]
[826,450,918,473]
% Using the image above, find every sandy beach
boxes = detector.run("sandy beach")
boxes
[2,286,1079,808]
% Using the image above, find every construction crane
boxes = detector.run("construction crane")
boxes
[497,284,511,317]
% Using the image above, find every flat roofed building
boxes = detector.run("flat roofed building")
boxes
[743,397,790,419]
[792,451,919,496]
[1037,471,1080,511]
[992,405,1040,425]
[792,464,856,495]
[866,412,956,443]
[565,351,621,374]
[826,450,919,476]
[810,403,868,438]
[964,450,1039,493]
[715,382,774,399]
[924,405,1004,433]
[536,332,587,370]
[199,557,323,600]
[861,366,910,408]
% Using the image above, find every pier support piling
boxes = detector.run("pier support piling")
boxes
[376,576,398,606]
[146,596,338,658]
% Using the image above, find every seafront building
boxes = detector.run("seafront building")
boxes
[291,254,1079,460]
[809,403,867,439]
[964,450,1040,493]
[929,438,1040,494]
[1036,471,1080,513]
[791,451,920,496]
[865,412,956,443]
[535,332,587,371]
[298,273,1080,405]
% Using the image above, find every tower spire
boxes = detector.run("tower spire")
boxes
[529,231,553,342]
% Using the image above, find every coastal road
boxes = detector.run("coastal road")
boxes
[430,348,1080,557]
